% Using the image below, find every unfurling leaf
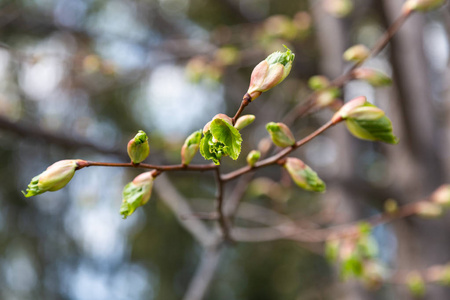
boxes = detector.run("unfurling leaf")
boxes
[343,44,370,62]
[284,157,326,192]
[333,96,398,144]
[352,68,392,87]
[181,130,202,165]
[120,172,154,219]
[403,0,445,12]
[23,160,85,197]
[200,117,242,165]
[407,272,426,297]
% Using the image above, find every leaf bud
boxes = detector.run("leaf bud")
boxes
[343,45,370,62]
[127,130,150,164]
[246,150,261,167]
[362,262,385,290]
[246,46,295,101]
[200,115,242,165]
[431,184,450,207]
[284,157,326,192]
[120,172,154,219]
[332,96,398,144]
[266,122,296,147]
[384,198,399,214]
[352,68,392,87]
[308,75,330,91]
[234,114,255,131]
[315,88,341,108]
[23,159,85,197]
[181,130,202,165]
[416,201,443,218]
[212,113,233,125]
[403,0,446,12]
[323,0,354,18]
[406,272,426,297]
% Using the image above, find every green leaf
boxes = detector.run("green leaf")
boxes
[341,255,364,279]
[304,167,326,192]
[200,119,242,164]
[200,131,222,165]
[346,115,398,144]
[120,180,153,219]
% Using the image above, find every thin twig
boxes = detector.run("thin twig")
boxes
[79,161,217,172]
[231,94,251,125]
[214,167,232,242]
[153,174,216,247]
[221,120,335,181]
[283,10,412,125]
[183,246,224,300]
[233,200,422,243]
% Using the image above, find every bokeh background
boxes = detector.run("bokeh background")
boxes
[0,0,449,299]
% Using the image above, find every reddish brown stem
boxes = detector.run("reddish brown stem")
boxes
[221,120,335,181]
[283,10,412,125]
[78,161,217,172]
[214,167,232,242]
[232,94,251,125]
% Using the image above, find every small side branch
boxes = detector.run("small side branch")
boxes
[183,247,224,300]
[214,167,232,242]
[221,120,335,181]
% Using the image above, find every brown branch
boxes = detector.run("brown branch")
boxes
[214,167,232,242]
[183,246,224,300]
[153,174,216,247]
[232,200,423,244]
[221,120,336,181]
[0,115,126,157]
[283,9,412,125]
[79,161,217,172]
[231,94,251,125]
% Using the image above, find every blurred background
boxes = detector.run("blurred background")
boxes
[0,0,449,299]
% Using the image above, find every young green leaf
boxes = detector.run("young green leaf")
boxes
[200,119,243,165]
[284,158,326,192]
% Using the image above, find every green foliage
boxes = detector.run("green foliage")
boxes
[120,178,153,219]
[265,45,295,66]
[344,103,398,144]
[200,119,242,165]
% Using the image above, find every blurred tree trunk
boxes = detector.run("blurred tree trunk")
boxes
[381,0,450,298]
[309,2,373,299]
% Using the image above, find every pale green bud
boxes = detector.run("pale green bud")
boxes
[127,130,150,164]
[284,157,326,192]
[120,172,154,219]
[416,201,443,218]
[384,199,399,214]
[323,0,354,18]
[266,122,295,147]
[181,130,202,165]
[431,184,450,207]
[315,88,341,108]
[23,159,85,197]
[343,45,370,62]
[362,262,385,290]
[308,75,330,91]
[403,0,446,12]
[406,272,426,297]
[247,46,295,101]
[234,114,255,131]
[246,150,261,167]
[353,68,392,87]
